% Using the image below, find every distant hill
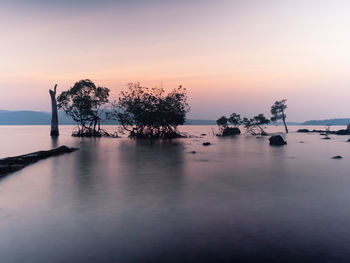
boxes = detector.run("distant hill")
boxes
[302,119,350,126]
[272,121,301,126]
[2,110,349,126]
[0,110,74,125]
[0,110,216,125]
[184,119,216,125]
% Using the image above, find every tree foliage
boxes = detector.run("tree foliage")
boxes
[228,113,241,127]
[271,99,288,133]
[216,116,228,127]
[216,113,241,128]
[108,83,189,138]
[57,79,111,137]
[216,112,270,135]
[242,114,270,135]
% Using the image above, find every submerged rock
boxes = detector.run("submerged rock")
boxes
[189,151,197,154]
[321,137,331,140]
[0,146,78,177]
[332,155,343,159]
[203,142,211,146]
[297,129,310,133]
[269,135,287,146]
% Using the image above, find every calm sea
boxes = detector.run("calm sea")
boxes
[0,125,349,262]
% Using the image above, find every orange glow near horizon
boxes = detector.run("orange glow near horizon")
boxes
[0,0,349,121]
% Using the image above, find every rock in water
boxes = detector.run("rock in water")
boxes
[347,138,350,142]
[0,146,78,177]
[297,129,310,133]
[203,142,211,146]
[269,135,287,146]
[222,127,241,136]
[332,155,343,159]
[335,129,350,135]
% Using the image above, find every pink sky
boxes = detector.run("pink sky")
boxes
[0,0,349,121]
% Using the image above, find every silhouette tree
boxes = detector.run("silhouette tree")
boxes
[216,114,241,136]
[271,99,288,133]
[216,116,228,130]
[49,84,59,136]
[108,83,189,138]
[242,114,270,135]
[57,79,110,137]
[228,113,241,127]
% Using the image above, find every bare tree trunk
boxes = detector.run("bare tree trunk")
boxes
[49,84,59,136]
[283,120,288,133]
[282,112,288,133]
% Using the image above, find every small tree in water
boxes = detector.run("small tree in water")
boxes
[271,99,288,133]
[57,79,110,137]
[216,114,241,136]
[242,114,270,135]
[216,116,228,133]
[108,83,189,138]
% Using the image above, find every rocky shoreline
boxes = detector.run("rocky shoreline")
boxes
[297,128,350,135]
[0,146,78,177]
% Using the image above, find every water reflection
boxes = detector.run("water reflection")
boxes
[72,139,101,189]
[50,136,59,148]
[0,126,350,262]
[117,139,186,212]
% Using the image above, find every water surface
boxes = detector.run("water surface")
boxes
[0,125,350,262]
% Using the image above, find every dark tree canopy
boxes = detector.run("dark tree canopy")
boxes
[242,114,270,135]
[57,79,110,137]
[228,113,241,127]
[109,83,189,138]
[216,116,228,127]
[271,99,288,133]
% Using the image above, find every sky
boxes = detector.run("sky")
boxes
[0,0,349,121]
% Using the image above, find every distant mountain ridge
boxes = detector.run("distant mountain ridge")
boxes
[1,110,349,126]
[0,110,216,125]
[302,118,350,126]
[0,110,74,125]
